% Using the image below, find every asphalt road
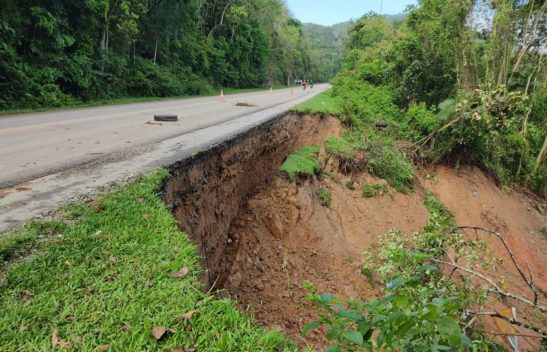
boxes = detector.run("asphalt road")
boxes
[0,84,329,232]
[0,85,328,188]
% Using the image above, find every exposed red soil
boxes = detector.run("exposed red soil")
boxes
[423,165,547,350]
[165,114,546,350]
[219,168,429,347]
[424,165,546,289]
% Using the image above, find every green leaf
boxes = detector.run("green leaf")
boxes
[412,252,432,262]
[438,316,461,344]
[386,278,407,289]
[326,345,341,352]
[302,320,321,336]
[394,294,409,309]
[342,330,363,346]
[338,309,362,321]
[422,304,438,321]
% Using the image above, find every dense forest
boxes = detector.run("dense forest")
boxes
[303,21,349,83]
[328,0,546,196]
[0,0,315,110]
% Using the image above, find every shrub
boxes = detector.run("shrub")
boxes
[345,180,355,190]
[406,102,439,135]
[361,181,387,198]
[303,194,499,351]
[317,188,332,207]
[365,141,414,193]
[280,145,322,182]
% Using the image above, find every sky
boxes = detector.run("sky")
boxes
[285,0,417,26]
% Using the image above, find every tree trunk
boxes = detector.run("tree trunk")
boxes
[153,37,158,65]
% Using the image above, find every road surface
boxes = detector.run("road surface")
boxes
[0,85,328,188]
[0,84,330,232]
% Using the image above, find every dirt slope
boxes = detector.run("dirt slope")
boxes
[424,165,546,288]
[218,170,429,347]
[164,114,546,350]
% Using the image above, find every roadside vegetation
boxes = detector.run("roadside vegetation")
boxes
[0,171,296,351]
[292,91,343,116]
[303,194,506,350]
[0,1,316,112]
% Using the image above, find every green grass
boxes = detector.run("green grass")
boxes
[0,85,287,116]
[280,145,322,182]
[365,141,415,194]
[291,90,342,115]
[0,170,296,351]
[317,188,332,207]
[324,136,357,160]
[361,181,388,198]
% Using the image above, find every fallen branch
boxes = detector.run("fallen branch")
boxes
[457,226,542,306]
[432,259,546,312]
[477,330,547,339]
[412,115,464,151]
[468,310,547,336]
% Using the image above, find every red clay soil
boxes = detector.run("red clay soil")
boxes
[424,165,546,288]
[165,113,545,350]
[423,165,547,350]
[218,170,429,348]
[219,164,546,350]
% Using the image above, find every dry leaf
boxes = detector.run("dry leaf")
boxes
[52,330,72,349]
[137,197,145,203]
[143,213,150,220]
[98,344,110,351]
[109,255,117,263]
[171,267,190,279]
[177,311,196,323]
[121,324,130,332]
[92,201,103,212]
[151,326,173,340]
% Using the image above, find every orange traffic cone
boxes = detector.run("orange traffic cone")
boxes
[219,90,225,102]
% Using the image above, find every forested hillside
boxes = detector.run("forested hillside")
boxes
[329,0,546,196]
[0,0,313,110]
[303,21,349,82]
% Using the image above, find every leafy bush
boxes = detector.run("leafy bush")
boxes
[406,102,439,135]
[303,194,499,351]
[365,142,414,193]
[331,75,402,126]
[424,86,546,195]
[280,145,322,182]
[317,188,332,207]
[361,181,387,198]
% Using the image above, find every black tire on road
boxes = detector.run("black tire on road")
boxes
[154,115,178,122]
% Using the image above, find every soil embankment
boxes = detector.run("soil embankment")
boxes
[163,113,546,349]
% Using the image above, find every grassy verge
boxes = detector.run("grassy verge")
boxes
[291,90,342,116]
[0,170,296,351]
[0,85,288,116]
[280,145,322,182]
